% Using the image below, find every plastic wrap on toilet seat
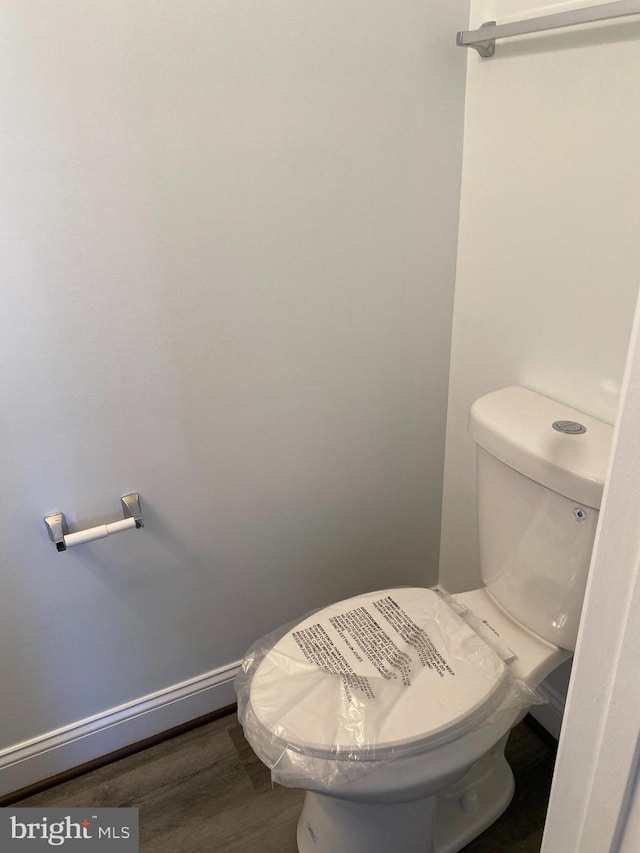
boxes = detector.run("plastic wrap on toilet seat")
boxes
[235,588,545,790]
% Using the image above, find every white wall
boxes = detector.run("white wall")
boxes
[0,0,468,787]
[440,0,640,594]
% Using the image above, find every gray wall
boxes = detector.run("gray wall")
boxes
[0,0,468,757]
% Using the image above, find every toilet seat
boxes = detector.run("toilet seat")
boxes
[249,588,509,761]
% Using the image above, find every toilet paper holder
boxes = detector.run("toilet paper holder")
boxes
[44,493,143,552]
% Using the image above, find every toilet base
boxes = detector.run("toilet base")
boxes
[296,738,515,853]
[297,790,436,853]
[433,737,515,853]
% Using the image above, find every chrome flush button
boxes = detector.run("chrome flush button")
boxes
[552,420,586,434]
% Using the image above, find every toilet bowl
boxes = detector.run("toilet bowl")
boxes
[239,585,567,853]
[237,386,612,852]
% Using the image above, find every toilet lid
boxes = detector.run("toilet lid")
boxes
[249,588,509,760]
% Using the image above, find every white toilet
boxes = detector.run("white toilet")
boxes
[236,386,612,853]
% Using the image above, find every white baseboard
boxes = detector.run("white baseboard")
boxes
[528,680,566,740]
[0,660,242,798]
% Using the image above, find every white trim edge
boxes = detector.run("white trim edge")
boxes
[542,286,640,852]
[0,660,242,798]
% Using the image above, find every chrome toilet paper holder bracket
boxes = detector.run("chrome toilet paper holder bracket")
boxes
[44,493,143,552]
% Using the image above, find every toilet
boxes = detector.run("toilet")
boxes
[236,386,612,853]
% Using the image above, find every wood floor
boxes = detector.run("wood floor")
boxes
[13,713,556,852]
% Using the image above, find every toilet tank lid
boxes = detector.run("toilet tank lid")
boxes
[469,386,613,509]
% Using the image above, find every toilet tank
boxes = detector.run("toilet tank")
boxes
[469,386,613,651]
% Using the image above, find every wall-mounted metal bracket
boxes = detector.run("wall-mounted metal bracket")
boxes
[44,512,69,552]
[456,21,496,57]
[44,493,143,552]
[121,493,144,528]
[456,2,640,58]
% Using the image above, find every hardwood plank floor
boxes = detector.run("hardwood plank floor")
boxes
[13,714,555,852]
